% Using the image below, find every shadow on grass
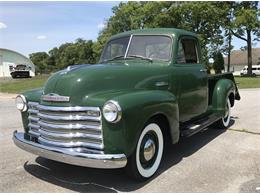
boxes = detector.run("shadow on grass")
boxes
[23,120,234,192]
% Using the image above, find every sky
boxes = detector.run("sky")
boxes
[0,1,118,56]
[0,1,259,57]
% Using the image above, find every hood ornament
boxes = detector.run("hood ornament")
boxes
[42,93,70,102]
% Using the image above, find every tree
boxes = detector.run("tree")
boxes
[29,52,49,74]
[94,2,229,65]
[231,1,260,76]
[213,51,225,74]
[30,38,96,72]
[220,2,237,72]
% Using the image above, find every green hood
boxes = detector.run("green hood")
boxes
[43,63,170,106]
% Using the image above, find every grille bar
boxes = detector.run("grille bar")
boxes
[28,123,40,129]
[37,104,100,112]
[38,120,101,131]
[28,116,39,122]
[38,137,104,150]
[29,130,40,137]
[28,109,39,114]
[27,102,103,152]
[39,128,102,140]
[38,112,100,121]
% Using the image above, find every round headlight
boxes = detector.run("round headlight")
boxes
[103,100,122,123]
[16,95,27,112]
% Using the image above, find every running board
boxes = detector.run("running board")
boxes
[180,114,220,137]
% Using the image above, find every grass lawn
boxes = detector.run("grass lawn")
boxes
[0,74,260,94]
[0,75,50,94]
[234,76,260,89]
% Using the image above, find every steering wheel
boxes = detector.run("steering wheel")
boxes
[148,52,157,59]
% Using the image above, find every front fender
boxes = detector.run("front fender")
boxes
[102,90,179,157]
[212,79,235,116]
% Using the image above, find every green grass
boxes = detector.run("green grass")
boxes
[0,74,259,94]
[234,76,260,89]
[0,75,50,94]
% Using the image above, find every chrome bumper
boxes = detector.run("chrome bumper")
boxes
[13,131,127,169]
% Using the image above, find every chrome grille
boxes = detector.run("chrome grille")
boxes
[27,102,103,153]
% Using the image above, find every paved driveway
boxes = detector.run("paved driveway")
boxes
[0,89,260,192]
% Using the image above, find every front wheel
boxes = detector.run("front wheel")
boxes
[215,98,231,128]
[126,122,164,181]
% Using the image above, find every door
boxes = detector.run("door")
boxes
[174,37,208,122]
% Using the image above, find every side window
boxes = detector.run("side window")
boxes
[176,41,186,63]
[177,38,198,64]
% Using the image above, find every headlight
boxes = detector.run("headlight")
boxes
[16,95,27,112]
[102,100,122,123]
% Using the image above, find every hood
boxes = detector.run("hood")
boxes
[43,63,169,105]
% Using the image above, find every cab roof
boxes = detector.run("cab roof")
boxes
[109,28,198,40]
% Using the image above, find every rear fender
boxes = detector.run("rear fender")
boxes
[212,79,235,116]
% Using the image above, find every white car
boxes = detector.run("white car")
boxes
[240,65,260,76]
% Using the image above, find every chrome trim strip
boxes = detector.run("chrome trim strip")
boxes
[38,120,101,131]
[38,112,101,122]
[38,137,104,150]
[13,131,126,169]
[37,105,100,112]
[124,34,133,58]
[39,129,102,140]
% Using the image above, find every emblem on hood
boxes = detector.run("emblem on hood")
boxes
[42,93,70,102]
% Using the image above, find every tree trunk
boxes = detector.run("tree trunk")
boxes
[227,30,231,72]
[247,30,252,76]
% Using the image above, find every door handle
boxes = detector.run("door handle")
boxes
[155,81,169,87]
[200,69,207,72]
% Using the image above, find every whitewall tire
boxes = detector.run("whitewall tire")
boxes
[126,122,164,180]
[216,98,231,128]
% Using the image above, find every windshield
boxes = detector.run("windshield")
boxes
[100,35,172,63]
[100,36,130,62]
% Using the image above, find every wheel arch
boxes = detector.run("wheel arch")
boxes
[111,90,179,157]
[212,79,235,116]
[146,112,178,145]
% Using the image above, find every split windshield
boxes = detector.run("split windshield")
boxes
[100,35,172,63]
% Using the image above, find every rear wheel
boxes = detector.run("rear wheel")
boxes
[215,98,231,128]
[126,122,164,181]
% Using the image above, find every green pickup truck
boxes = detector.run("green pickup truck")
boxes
[13,28,240,180]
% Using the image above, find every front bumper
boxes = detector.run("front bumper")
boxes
[13,131,127,169]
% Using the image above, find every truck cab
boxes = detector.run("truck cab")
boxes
[13,28,240,180]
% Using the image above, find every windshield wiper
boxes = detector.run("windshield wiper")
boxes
[101,55,125,63]
[127,55,153,62]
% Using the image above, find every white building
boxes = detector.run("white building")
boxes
[224,48,260,75]
[0,48,35,77]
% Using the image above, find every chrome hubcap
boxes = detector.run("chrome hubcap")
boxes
[143,138,156,161]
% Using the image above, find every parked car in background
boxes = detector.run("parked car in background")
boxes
[240,65,260,77]
[10,64,31,78]
[13,28,240,181]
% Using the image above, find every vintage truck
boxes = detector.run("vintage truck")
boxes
[10,64,31,78]
[13,28,240,181]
